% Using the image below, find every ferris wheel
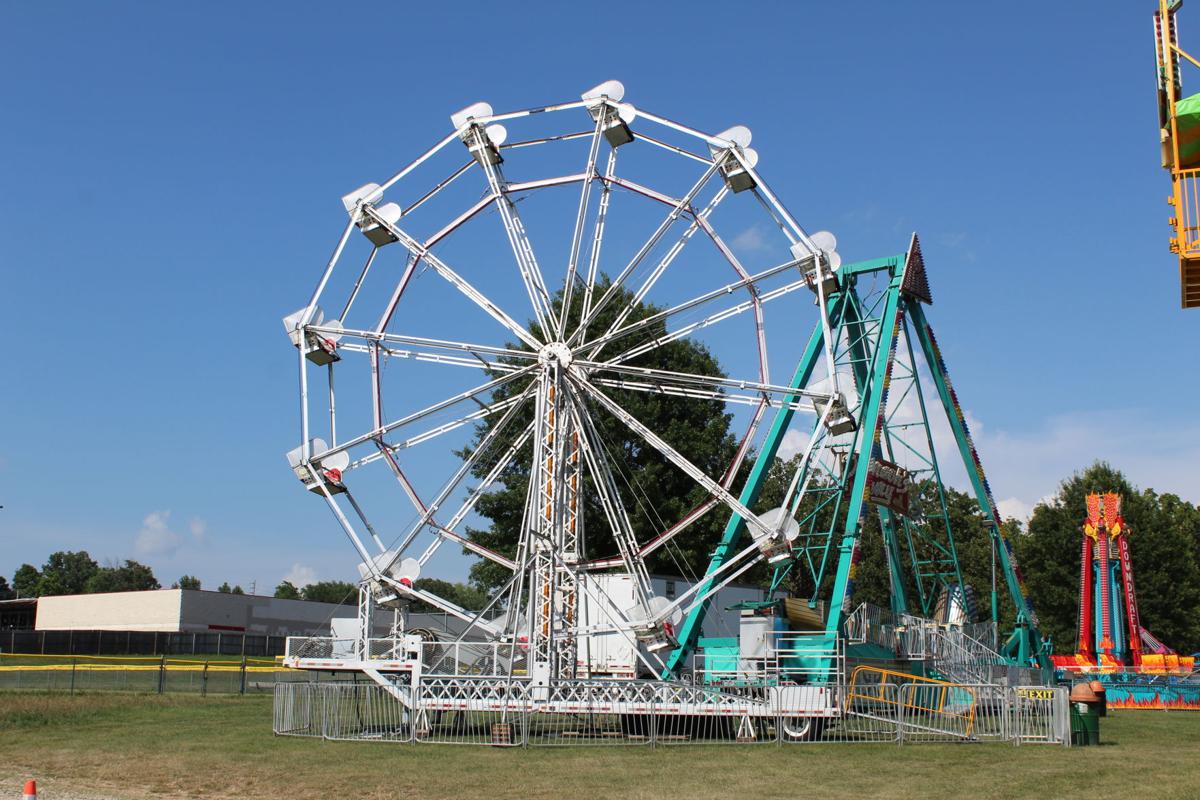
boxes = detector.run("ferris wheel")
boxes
[283,81,849,684]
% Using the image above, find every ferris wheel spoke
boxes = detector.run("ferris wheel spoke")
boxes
[314,364,536,463]
[337,343,526,375]
[414,424,534,570]
[563,387,654,596]
[314,326,540,365]
[384,386,536,569]
[360,204,541,350]
[582,497,722,570]
[588,377,812,411]
[611,276,812,368]
[557,114,607,337]
[576,360,829,404]
[688,210,771,384]
[585,185,731,363]
[581,398,765,570]
[352,391,528,469]
[577,148,618,343]
[579,255,810,359]
[573,375,776,542]
[569,156,725,345]
[467,127,558,337]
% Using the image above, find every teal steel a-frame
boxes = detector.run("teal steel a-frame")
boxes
[662,237,1048,678]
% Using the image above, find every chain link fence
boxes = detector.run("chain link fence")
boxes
[0,629,289,657]
[0,653,368,695]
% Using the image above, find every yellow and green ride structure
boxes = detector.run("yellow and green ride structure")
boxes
[1156,0,1200,307]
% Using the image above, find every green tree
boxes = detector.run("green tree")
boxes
[302,580,357,604]
[12,564,39,597]
[0,576,12,600]
[411,578,489,612]
[1017,461,1200,655]
[231,585,245,595]
[274,580,302,600]
[85,560,161,593]
[464,279,738,591]
[177,575,201,590]
[217,582,232,593]
[36,551,99,596]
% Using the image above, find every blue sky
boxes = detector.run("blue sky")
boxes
[3,2,1197,593]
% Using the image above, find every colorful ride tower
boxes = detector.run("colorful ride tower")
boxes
[1052,493,1199,709]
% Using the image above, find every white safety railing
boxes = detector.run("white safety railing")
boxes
[926,627,1006,685]
[285,636,359,661]
[274,679,1070,746]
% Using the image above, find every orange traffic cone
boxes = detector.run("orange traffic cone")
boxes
[22,781,36,800]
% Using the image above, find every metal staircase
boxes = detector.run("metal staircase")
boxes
[925,626,1006,685]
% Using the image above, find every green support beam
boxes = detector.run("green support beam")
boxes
[907,303,1049,669]
[660,296,841,677]
[823,269,905,637]
[663,241,1049,681]
[840,281,910,617]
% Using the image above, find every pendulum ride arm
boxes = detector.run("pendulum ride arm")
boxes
[907,303,1050,669]
[660,293,843,678]
[839,281,910,617]
[823,270,905,640]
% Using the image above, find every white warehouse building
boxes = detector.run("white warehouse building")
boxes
[35,589,347,636]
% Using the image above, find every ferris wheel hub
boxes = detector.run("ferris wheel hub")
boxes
[538,341,574,368]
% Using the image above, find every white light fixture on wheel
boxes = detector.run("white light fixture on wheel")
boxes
[282,306,343,365]
[286,437,350,494]
[628,595,684,652]
[451,101,504,166]
[710,125,758,193]
[582,80,635,148]
[752,508,801,564]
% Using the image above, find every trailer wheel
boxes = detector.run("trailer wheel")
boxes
[781,716,827,741]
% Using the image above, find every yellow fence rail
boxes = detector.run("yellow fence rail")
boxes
[0,653,325,695]
[846,665,977,738]
[0,653,288,672]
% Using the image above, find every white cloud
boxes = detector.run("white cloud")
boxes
[777,429,809,461]
[731,225,768,253]
[767,324,1200,523]
[134,511,182,557]
[189,517,207,544]
[995,497,1032,522]
[951,411,1200,516]
[283,563,317,588]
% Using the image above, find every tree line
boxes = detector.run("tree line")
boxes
[6,556,250,600]
[5,467,1195,656]
[0,554,482,613]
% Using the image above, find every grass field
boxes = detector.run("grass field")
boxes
[1,693,1198,800]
